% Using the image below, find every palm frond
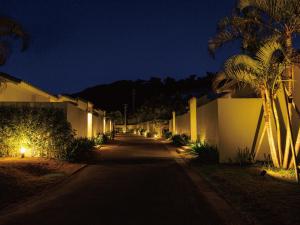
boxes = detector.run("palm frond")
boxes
[224,55,258,84]
[255,40,286,71]
[0,17,28,51]
[208,30,238,56]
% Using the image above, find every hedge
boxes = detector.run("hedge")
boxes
[0,106,74,159]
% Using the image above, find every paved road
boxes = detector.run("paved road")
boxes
[0,135,222,225]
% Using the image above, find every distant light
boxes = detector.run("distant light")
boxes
[154,134,158,139]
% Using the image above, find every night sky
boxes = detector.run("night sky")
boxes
[0,0,238,94]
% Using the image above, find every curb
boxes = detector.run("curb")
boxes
[164,143,244,225]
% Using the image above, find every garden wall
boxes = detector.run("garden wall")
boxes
[176,113,190,136]
[170,98,269,163]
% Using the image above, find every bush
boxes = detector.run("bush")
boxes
[171,134,189,146]
[0,106,74,159]
[93,133,110,145]
[162,130,172,139]
[138,128,146,136]
[236,147,255,166]
[66,138,95,162]
[189,142,219,163]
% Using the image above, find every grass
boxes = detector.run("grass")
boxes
[0,157,84,210]
[191,163,300,225]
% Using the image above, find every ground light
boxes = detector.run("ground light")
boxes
[20,147,27,158]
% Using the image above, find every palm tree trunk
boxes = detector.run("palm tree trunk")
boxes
[254,123,267,161]
[272,98,283,166]
[262,90,280,167]
[283,33,295,168]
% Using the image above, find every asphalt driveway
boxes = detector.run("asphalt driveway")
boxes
[0,134,222,225]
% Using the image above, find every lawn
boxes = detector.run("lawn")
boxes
[0,158,84,210]
[191,163,300,225]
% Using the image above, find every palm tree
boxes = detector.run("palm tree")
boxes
[222,40,299,176]
[0,17,28,88]
[0,17,28,64]
[237,0,300,169]
[209,0,300,169]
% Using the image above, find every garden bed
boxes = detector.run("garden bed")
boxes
[191,163,300,225]
[0,158,85,210]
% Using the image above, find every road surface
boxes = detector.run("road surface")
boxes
[0,135,222,225]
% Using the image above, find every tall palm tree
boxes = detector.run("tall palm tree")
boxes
[222,41,297,172]
[237,0,300,169]
[0,17,28,65]
[0,17,28,88]
[210,0,300,169]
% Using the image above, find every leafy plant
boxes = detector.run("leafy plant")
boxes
[236,147,255,166]
[171,134,189,146]
[66,138,95,162]
[0,106,74,159]
[93,133,110,145]
[162,130,172,140]
[138,128,146,136]
[189,142,219,163]
[145,131,157,138]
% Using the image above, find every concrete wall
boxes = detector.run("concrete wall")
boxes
[65,103,88,138]
[171,98,269,163]
[197,100,219,146]
[217,98,269,162]
[176,113,190,136]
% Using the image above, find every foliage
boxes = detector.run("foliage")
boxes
[138,128,146,136]
[0,106,74,159]
[93,133,107,145]
[145,131,157,138]
[162,130,172,140]
[189,142,219,163]
[171,134,189,146]
[66,138,95,162]
[73,73,216,123]
[105,132,114,141]
[0,17,28,66]
[222,40,287,168]
[236,147,255,166]
[107,111,123,125]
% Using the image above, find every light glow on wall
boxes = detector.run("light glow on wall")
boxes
[103,117,106,133]
[87,112,93,138]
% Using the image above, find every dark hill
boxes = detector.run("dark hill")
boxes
[71,73,215,121]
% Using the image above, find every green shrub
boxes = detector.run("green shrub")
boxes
[93,133,110,145]
[189,142,219,163]
[171,134,189,146]
[236,147,255,166]
[66,138,95,162]
[105,132,114,140]
[0,106,74,159]
[162,130,172,139]
[145,131,156,138]
[138,128,146,136]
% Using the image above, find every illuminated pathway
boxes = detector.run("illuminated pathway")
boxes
[0,135,222,225]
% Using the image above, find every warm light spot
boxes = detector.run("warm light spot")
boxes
[20,147,26,154]
[20,147,27,158]
[87,112,93,138]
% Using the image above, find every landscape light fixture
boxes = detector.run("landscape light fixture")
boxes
[20,147,26,158]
